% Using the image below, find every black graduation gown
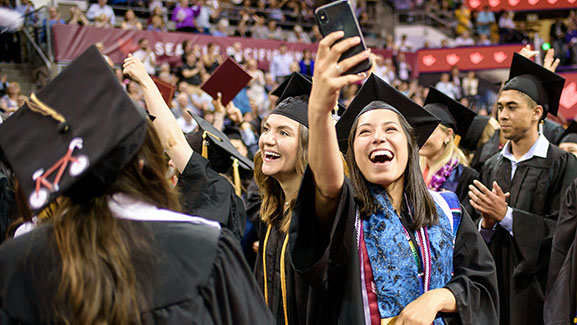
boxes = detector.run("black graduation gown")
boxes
[255,218,311,325]
[470,131,501,173]
[544,178,577,324]
[177,153,247,240]
[288,168,499,324]
[439,164,478,221]
[0,220,274,324]
[478,144,577,325]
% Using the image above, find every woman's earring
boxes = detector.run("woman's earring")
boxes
[444,139,449,145]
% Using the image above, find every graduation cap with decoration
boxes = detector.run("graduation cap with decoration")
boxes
[559,120,577,144]
[424,87,476,147]
[335,73,440,152]
[189,113,254,196]
[0,45,147,213]
[502,52,565,118]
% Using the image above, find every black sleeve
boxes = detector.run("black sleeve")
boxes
[510,153,577,277]
[200,228,274,325]
[456,166,478,221]
[444,208,500,325]
[288,167,357,290]
[177,154,246,241]
[547,178,577,293]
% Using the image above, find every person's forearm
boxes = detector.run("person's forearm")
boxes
[139,76,192,171]
[308,105,344,199]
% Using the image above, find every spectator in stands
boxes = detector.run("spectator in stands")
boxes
[269,43,293,83]
[340,83,358,107]
[120,9,143,30]
[440,39,449,48]
[0,70,7,97]
[212,19,229,37]
[455,3,472,36]
[158,62,177,85]
[176,102,198,133]
[172,0,200,33]
[463,70,479,105]
[476,5,495,37]
[86,0,115,26]
[385,34,395,50]
[0,81,21,115]
[171,92,188,119]
[396,52,411,81]
[450,65,462,99]
[180,52,204,86]
[298,49,314,76]
[567,21,577,64]
[499,11,518,43]
[147,15,167,32]
[551,18,568,64]
[67,5,89,25]
[40,7,65,42]
[181,39,193,64]
[268,0,285,22]
[203,42,222,74]
[227,42,245,64]
[395,34,413,52]
[126,80,144,107]
[246,58,267,113]
[455,30,475,47]
[132,38,156,75]
[15,0,37,26]
[95,42,114,67]
[435,73,459,99]
[251,14,268,39]
[380,58,396,84]
[477,33,492,46]
[147,6,167,29]
[266,19,283,41]
[287,25,311,43]
[310,25,322,43]
[195,0,219,34]
[235,17,252,38]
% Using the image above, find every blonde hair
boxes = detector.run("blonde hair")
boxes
[420,124,469,184]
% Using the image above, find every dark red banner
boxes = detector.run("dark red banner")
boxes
[417,44,523,73]
[559,72,577,120]
[51,24,417,73]
[468,0,577,11]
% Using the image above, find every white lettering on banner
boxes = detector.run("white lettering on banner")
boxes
[166,42,174,56]
[154,42,164,56]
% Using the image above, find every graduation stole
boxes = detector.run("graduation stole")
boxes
[362,186,456,321]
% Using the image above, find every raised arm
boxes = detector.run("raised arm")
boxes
[308,31,369,226]
[123,54,193,172]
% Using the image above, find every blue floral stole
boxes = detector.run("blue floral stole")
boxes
[362,186,461,322]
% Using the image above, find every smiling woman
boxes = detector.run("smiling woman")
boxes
[286,31,499,325]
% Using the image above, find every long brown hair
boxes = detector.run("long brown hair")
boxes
[346,109,438,231]
[52,121,181,324]
[254,122,308,233]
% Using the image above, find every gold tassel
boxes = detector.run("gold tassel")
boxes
[232,158,241,197]
[454,134,461,148]
[201,131,209,159]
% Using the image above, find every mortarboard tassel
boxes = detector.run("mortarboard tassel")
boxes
[232,158,241,197]
[201,131,209,159]
[454,135,461,148]
[26,93,69,133]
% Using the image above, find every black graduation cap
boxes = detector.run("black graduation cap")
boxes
[424,87,476,137]
[560,121,577,144]
[335,73,440,152]
[271,72,311,99]
[269,72,312,127]
[189,113,253,196]
[502,53,565,117]
[461,115,491,151]
[0,45,147,213]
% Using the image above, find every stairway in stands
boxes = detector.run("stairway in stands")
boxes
[0,62,38,97]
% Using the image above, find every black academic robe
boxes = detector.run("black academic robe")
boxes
[288,168,499,324]
[255,218,311,325]
[470,131,502,173]
[544,178,577,324]
[177,153,246,240]
[439,164,478,221]
[0,220,274,324]
[478,144,577,325]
